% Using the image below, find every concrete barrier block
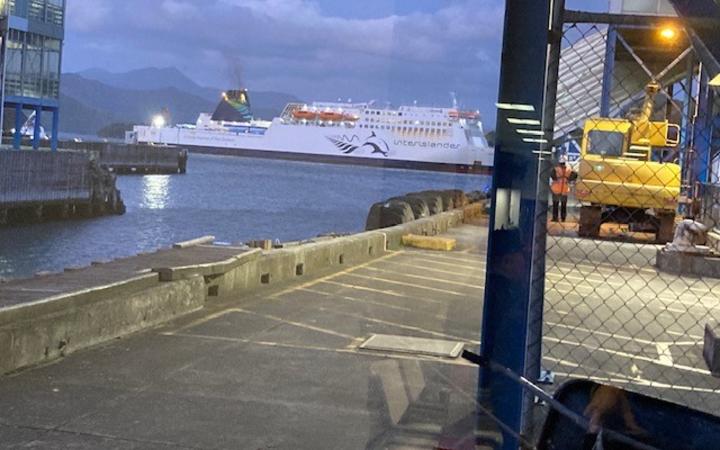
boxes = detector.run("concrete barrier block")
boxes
[402,234,457,251]
[656,249,720,278]
[704,322,720,376]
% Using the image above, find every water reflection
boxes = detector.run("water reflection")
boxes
[1,154,489,279]
[142,175,171,209]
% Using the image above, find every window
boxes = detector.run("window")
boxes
[46,0,63,26]
[586,130,626,157]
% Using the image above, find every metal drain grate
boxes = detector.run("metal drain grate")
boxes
[359,334,464,358]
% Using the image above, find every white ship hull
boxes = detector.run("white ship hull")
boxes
[131,99,494,173]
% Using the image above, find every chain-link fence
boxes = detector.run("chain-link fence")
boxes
[541,15,720,423]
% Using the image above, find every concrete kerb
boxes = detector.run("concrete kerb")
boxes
[173,235,216,249]
[0,273,205,375]
[0,208,471,375]
[204,210,466,293]
[153,249,262,282]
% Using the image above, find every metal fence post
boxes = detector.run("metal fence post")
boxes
[522,0,565,437]
[479,0,552,447]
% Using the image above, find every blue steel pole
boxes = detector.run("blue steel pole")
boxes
[479,0,552,447]
[51,107,58,152]
[693,70,711,185]
[600,25,617,117]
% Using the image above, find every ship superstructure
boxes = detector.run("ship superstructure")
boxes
[128,90,494,172]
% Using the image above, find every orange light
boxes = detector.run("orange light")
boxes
[659,27,677,41]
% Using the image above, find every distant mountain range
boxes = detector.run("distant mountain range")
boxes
[57,67,302,136]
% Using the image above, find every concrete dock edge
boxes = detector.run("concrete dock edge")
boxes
[0,208,476,375]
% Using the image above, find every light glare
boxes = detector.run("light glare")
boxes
[496,102,535,112]
[508,118,541,126]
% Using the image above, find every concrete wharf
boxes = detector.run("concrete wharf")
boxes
[2,213,720,447]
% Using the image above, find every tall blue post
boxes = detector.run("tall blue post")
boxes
[693,71,712,184]
[13,103,22,150]
[600,26,617,117]
[32,105,42,150]
[479,0,554,447]
[51,108,59,152]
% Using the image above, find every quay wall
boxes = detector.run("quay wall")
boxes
[0,275,205,375]
[0,150,125,225]
[0,205,480,375]
[62,142,188,174]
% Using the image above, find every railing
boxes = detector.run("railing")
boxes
[0,150,91,205]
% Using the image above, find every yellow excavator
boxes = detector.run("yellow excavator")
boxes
[575,81,681,243]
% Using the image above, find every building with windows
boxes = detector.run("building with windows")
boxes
[1,0,64,150]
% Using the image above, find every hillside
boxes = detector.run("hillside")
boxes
[57,68,303,135]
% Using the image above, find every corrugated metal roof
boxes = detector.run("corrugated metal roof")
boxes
[555,29,665,139]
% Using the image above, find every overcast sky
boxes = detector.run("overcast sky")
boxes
[63,0,609,125]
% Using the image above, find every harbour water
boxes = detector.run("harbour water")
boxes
[0,153,489,280]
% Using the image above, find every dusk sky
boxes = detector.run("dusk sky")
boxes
[64,0,609,125]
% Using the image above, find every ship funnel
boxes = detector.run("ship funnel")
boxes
[211,89,253,122]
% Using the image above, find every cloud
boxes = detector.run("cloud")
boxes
[66,0,112,32]
[63,0,505,122]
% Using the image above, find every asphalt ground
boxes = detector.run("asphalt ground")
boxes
[1,223,719,449]
[0,227,489,449]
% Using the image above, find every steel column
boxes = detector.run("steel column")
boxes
[600,25,617,117]
[479,0,553,447]
[694,70,712,184]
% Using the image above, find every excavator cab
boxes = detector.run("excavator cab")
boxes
[576,81,682,243]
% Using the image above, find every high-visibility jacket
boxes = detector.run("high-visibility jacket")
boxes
[551,166,573,195]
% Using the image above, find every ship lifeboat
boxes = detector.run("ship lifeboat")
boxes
[449,109,480,120]
[342,114,359,122]
[293,110,318,120]
[319,111,345,122]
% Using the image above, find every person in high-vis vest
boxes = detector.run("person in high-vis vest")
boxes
[550,156,577,222]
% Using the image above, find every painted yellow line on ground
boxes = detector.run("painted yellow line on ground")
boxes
[314,305,481,345]
[359,265,485,290]
[164,332,472,366]
[269,252,402,299]
[342,272,467,297]
[234,308,356,340]
[170,309,239,334]
[302,287,477,325]
[396,255,485,271]
[321,280,444,305]
[300,287,413,313]
[378,259,484,278]
[405,250,487,265]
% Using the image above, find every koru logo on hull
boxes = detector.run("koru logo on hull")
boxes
[327,132,390,157]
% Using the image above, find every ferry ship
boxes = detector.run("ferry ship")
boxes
[127,90,494,173]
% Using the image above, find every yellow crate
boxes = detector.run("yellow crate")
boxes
[402,234,457,251]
